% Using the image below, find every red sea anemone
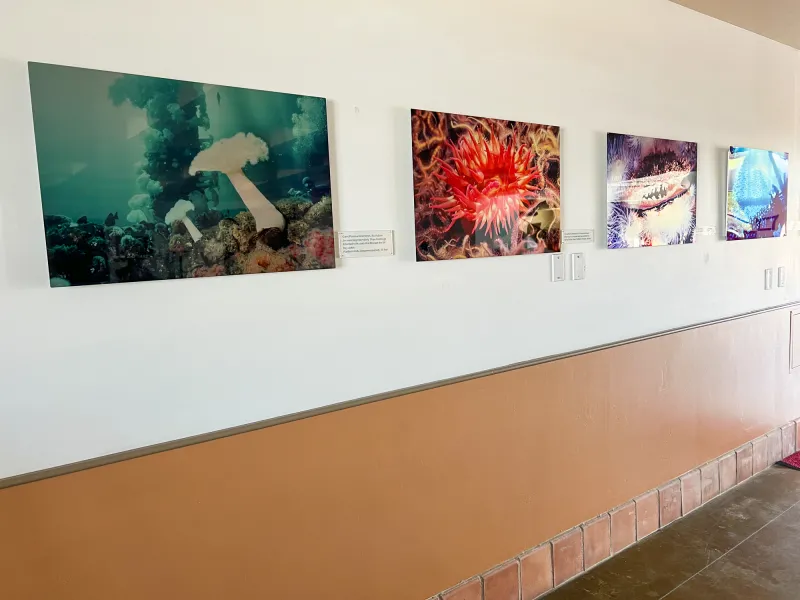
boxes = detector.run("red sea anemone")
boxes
[432,130,541,238]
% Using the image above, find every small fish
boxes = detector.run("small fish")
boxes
[217,91,222,105]
[303,177,331,204]
[104,212,119,227]
[77,216,88,225]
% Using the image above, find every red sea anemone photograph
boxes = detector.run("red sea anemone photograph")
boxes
[412,109,561,261]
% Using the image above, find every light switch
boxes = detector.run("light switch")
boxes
[765,268,774,290]
[779,266,786,288]
[551,254,565,282]
[571,253,585,280]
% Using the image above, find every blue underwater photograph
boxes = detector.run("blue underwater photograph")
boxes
[28,63,334,287]
[726,147,789,241]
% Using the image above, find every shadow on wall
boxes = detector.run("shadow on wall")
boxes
[0,58,50,289]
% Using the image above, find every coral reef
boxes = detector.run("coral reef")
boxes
[43,194,334,287]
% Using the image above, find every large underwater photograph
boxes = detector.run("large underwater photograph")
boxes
[726,147,789,241]
[28,63,334,287]
[412,109,561,260]
[607,133,697,249]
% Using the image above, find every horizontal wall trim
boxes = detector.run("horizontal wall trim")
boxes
[2,300,799,491]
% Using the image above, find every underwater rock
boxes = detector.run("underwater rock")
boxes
[49,276,71,287]
[119,234,144,257]
[107,226,125,242]
[48,242,110,285]
[182,243,208,277]
[238,248,294,274]
[89,255,108,279]
[229,215,257,253]
[303,196,333,229]
[49,243,82,265]
[192,264,226,277]
[45,223,77,248]
[201,238,226,263]
[216,219,240,254]
[77,216,88,225]
[275,199,313,221]
[254,227,287,252]
[168,233,191,255]
[87,236,107,252]
[234,211,256,233]
[287,220,310,245]
[44,215,72,228]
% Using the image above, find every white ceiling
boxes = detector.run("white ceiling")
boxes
[670,0,800,49]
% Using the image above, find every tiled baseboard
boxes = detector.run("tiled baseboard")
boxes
[430,419,800,600]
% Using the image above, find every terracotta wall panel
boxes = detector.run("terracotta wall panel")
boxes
[0,308,797,600]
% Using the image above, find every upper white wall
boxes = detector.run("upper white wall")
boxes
[0,0,798,479]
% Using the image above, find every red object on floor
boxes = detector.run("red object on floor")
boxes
[779,451,800,471]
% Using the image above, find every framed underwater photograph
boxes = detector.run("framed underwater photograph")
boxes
[411,109,561,260]
[607,133,697,249]
[726,147,789,241]
[28,62,334,287]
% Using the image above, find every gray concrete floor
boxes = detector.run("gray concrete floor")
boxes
[546,466,800,599]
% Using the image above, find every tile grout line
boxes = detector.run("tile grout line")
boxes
[659,495,800,599]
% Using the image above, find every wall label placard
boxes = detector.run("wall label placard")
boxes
[562,229,594,244]
[338,230,395,258]
[696,226,717,236]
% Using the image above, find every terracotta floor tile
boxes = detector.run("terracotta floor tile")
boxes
[610,502,636,554]
[701,460,720,503]
[442,577,482,600]
[752,437,768,474]
[719,453,737,492]
[552,529,583,587]
[520,544,552,600]
[782,423,796,458]
[768,430,783,465]
[544,467,800,600]
[635,490,659,540]
[659,480,681,526]
[737,444,753,484]
[582,514,610,569]
[796,420,800,454]
[681,470,702,514]
[483,560,519,600]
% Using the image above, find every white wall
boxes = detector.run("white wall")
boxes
[0,0,798,479]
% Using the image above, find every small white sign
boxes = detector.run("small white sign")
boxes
[338,230,394,258]
[696,226,717,236]
[562,229,594,244]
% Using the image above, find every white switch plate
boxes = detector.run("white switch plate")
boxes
[571,253,586,280]
[551,254,565,282]
[765,268,774,290]
[779,266,786,288]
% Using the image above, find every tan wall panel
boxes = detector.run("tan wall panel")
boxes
[670,0,800,48]
[0,309,797,600]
